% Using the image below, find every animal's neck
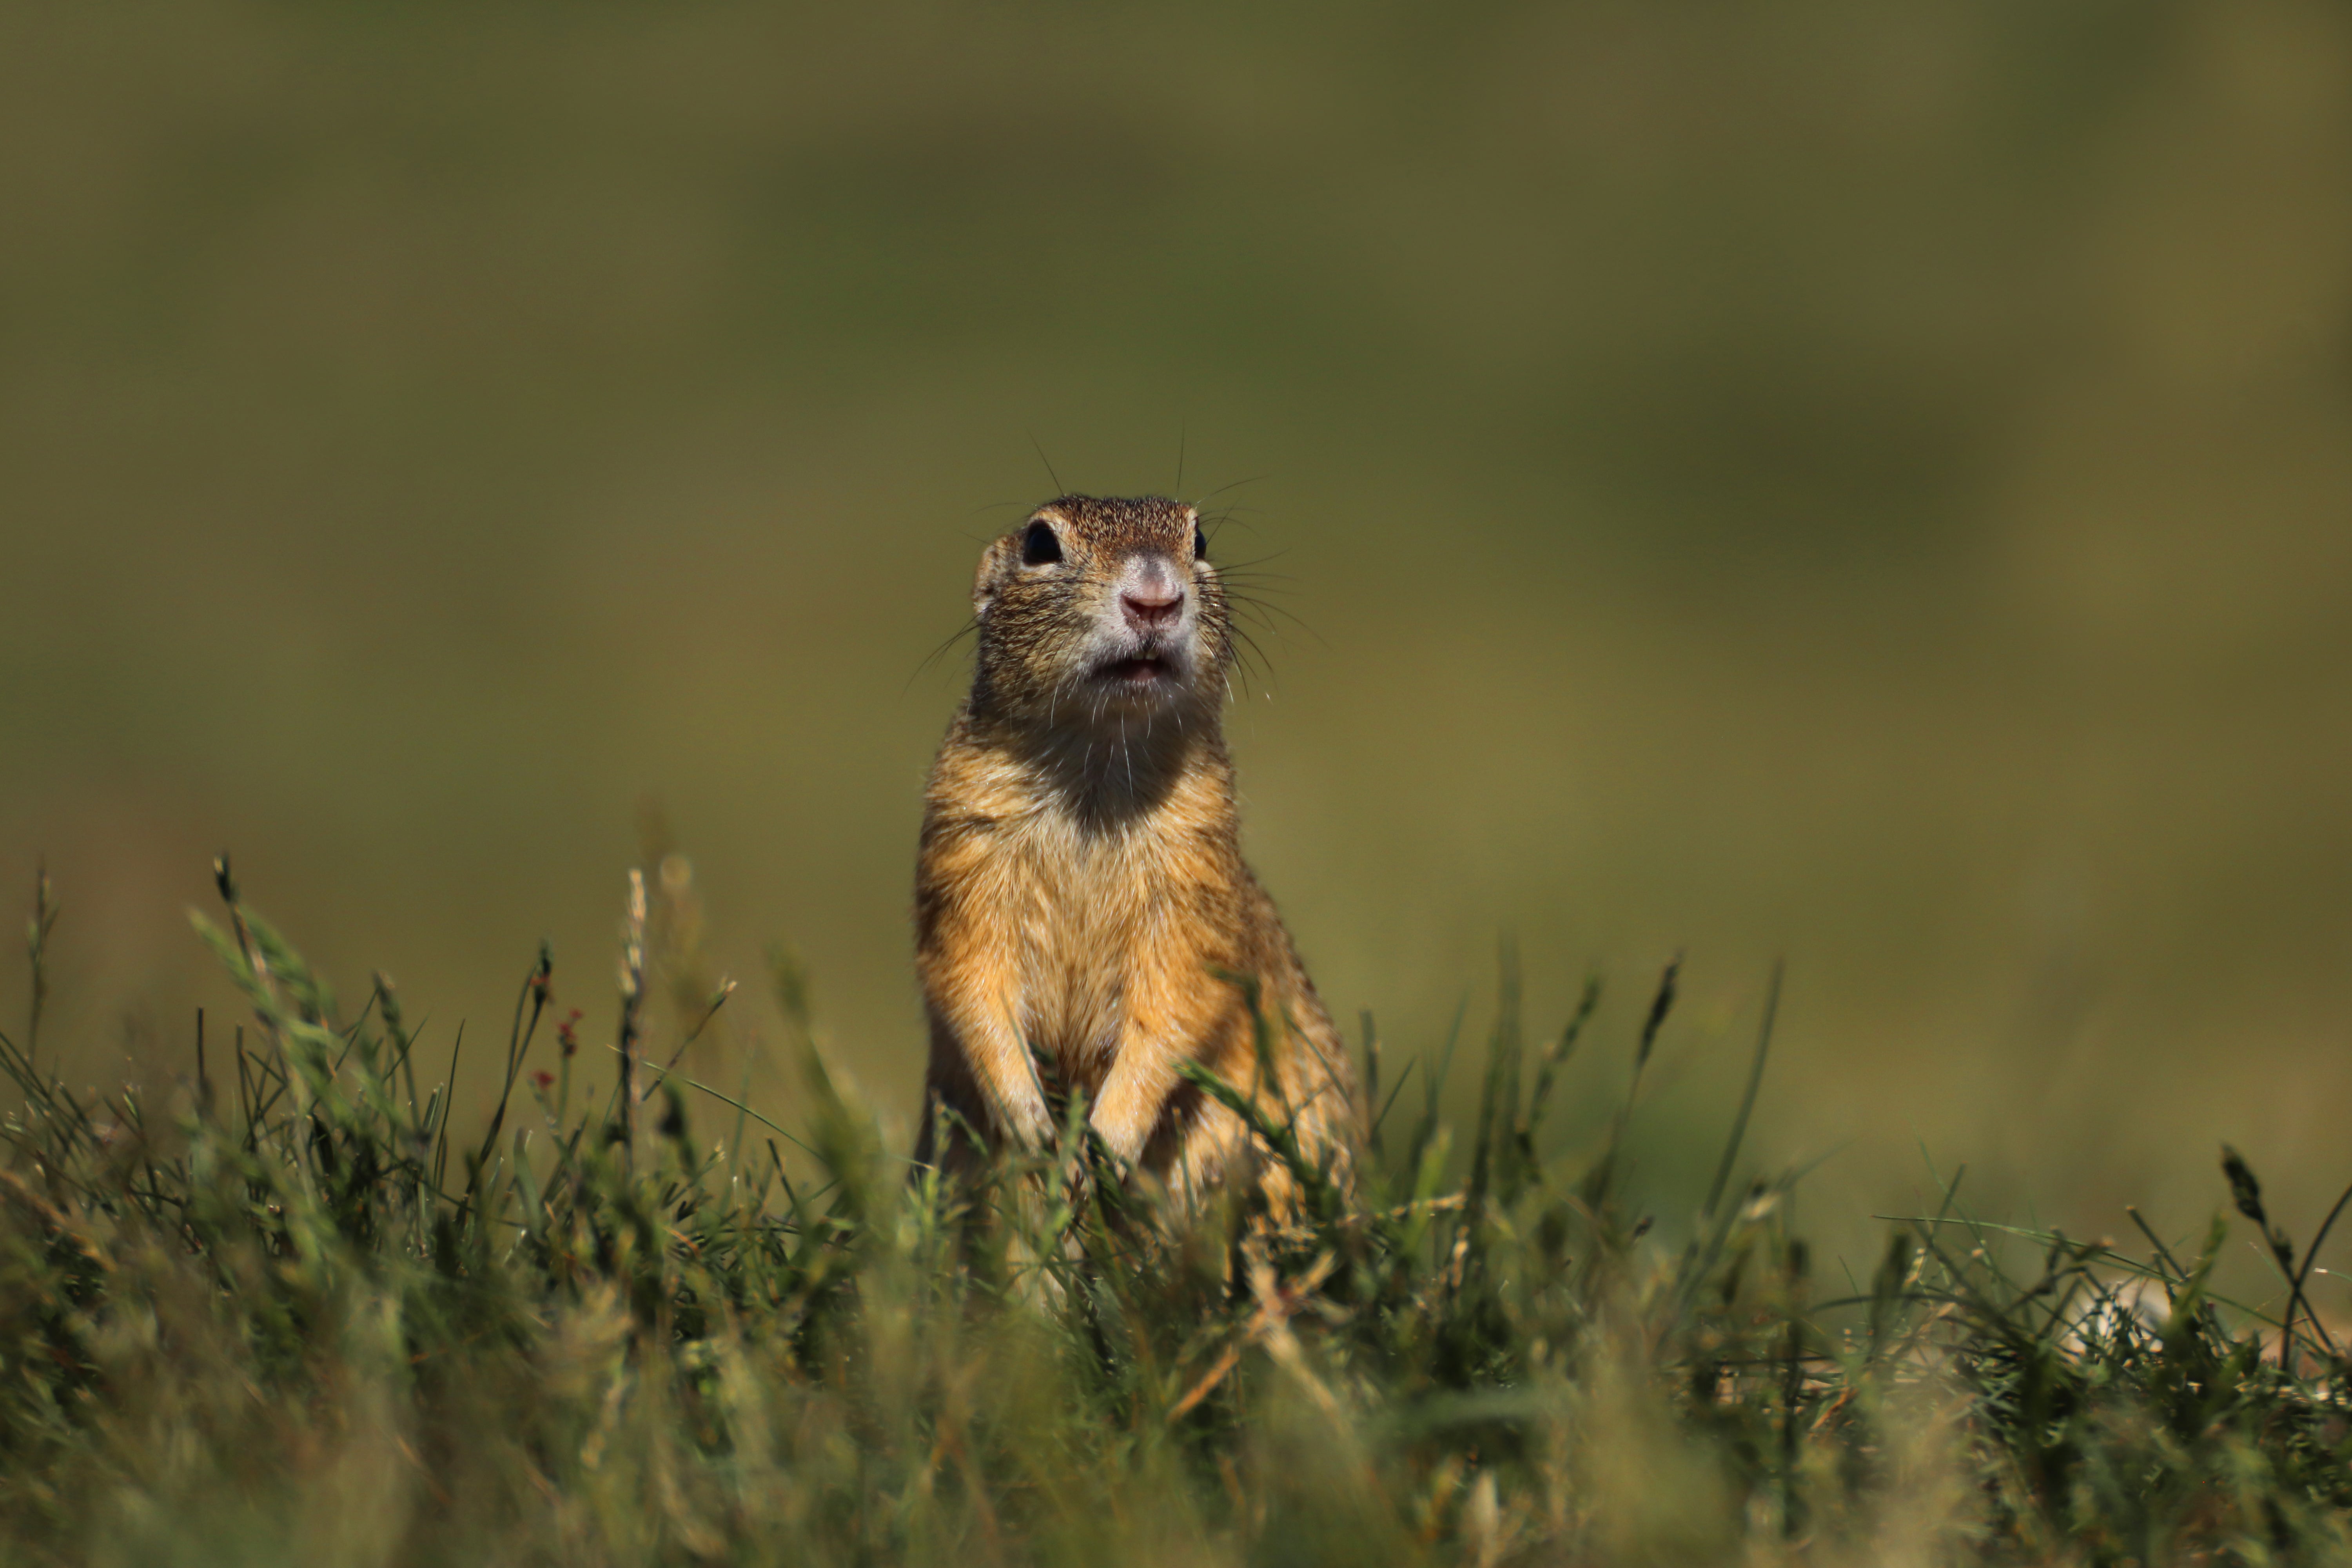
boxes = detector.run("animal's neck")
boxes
[978,701,1229,830]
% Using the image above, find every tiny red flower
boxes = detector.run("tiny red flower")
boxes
[530,1070,555,1092]
[556,1008,584,1057]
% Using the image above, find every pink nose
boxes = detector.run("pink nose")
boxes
[1122,584,1182,631]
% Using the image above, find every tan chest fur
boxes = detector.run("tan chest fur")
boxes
[941,755,1234,1091]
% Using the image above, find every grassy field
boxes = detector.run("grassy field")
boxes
[9,7,2352,1557]
[2,865,2347,1567]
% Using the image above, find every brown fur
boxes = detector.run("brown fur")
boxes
[913,494,1358,1212]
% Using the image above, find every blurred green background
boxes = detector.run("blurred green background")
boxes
[5,0,2351,1269]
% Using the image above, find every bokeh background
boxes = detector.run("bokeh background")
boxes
[6,0,2352,1275]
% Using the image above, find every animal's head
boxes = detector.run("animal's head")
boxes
[967,494,1230,730]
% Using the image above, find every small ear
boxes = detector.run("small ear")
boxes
[971,535,1016,617]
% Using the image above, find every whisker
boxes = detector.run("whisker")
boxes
[1223,621,1278,699]
[906,620,981,691]
[1211,576,1304,600]
[1225,593,1325,647]
[1027,433,1065,496]
[1211,543,1293,570]
[1191,475,1267,506]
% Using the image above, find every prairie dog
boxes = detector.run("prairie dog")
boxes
[913,494,1358,1209]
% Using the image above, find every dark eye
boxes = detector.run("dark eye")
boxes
[1021,521,1062,566]
[1192,521,1208,559]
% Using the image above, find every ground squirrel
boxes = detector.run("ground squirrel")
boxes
[913,494,1359,1210]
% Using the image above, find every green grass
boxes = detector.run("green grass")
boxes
[0,864,2348,1567]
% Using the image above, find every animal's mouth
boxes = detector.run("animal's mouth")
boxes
[1099,655,1171,686]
